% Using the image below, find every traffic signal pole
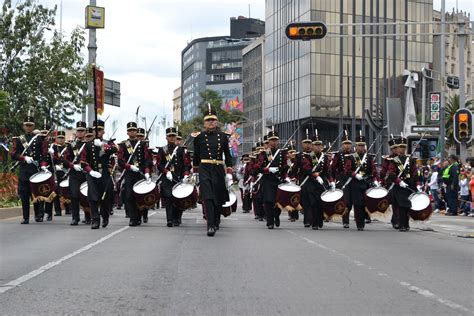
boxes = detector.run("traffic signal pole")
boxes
[458,16,467,163]
[439,0,446,161]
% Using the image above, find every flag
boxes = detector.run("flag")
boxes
[94,68,105,115]
[403,70,418,137]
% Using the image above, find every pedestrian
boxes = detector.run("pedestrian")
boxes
[428,165,441,213]
[459,170,471,216]
[443,155,460,216]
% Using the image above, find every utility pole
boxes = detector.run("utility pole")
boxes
[421,67,426,125]
[86,0,98,125]
[458,15,467,162]
[439,0,446,161]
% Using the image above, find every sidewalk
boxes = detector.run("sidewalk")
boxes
[412,213,474,238]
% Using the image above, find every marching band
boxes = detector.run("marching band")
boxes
[10,108,433,236]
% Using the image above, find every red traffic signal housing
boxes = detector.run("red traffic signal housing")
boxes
[285,22,328,41]
[453,108,473,143]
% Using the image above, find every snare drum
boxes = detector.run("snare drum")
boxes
[321,189,347,219]
[408,192,433,221]
[59,178,71,203]
[222,190,237,217]
[276,182,302,212]
[133,180,160,211]
[29,171,56,203]
[79,182,90,213]
[172,183,198,210]
[364,187,390,215]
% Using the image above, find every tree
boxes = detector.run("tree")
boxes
[1,0,88,135]
[445,94,474,147]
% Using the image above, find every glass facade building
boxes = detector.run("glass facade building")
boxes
[265,0,433,147]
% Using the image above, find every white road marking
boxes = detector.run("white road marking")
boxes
[286,230,470,313]
[0,212,156,295]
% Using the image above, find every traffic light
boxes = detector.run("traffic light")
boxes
[453,108,473,143]
[446,76,460,89]
[285,22,327,41]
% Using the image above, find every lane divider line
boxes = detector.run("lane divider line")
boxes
[286,230,470,313]
[0,211,156,295]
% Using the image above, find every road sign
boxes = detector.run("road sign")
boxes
[430,92,440,122]
[411,125,440,133]
[104,78,120,107]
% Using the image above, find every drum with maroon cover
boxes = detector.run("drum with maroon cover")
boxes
[321,189,347,219]
[222,190,237,217]
[29,171,57,203]
[79,181,90,213]
[276,182,302,212]
[133,179,160,211]
[172,182,198,210]
[408,192,433,221]
[364,186,390,215]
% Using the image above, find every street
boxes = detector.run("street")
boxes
[0,205,472,315]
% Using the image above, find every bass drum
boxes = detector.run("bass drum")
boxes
[364,187,390,215]
[59,177,71,203]
[408,192,433,221]
[29,171,56,203]
[321,189,347,219]
[222,190,237,217]
[79,182,90,214]
[276,182,302,212]
[172,182,198,210]
[133,179,160,211]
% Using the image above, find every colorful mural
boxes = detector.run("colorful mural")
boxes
[224,122,242,158]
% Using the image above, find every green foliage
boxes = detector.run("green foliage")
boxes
[445,94,474,147]
[1,0,88,135]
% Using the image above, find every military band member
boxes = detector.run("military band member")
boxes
[296,131,316,227]
[158,127,191,227]
[63,121,88,225]
[251,142,265,221]
[192,108,234,236]
[11,115,48,224]
[310,132,331,229]
[286,142,299,222]
[381,136,399,229]
[117,122,151,226]
[328,131,353,228]
[39,122,56,221]
[80,120,118,229]
[136,126,151,221]
[344,134,379,231]
[51,130,68,216]
[240,154,252,214]
[254,129,289,229]
[385,136,419,232]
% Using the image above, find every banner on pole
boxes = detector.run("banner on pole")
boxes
[94,68,105,115]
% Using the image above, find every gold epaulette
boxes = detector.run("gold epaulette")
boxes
[191,132,200,137]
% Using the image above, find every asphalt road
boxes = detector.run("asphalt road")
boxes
[0,206,472,315]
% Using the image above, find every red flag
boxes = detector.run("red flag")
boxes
[94,68,105,115]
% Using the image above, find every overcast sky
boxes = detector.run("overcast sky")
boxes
[38,0,471,145]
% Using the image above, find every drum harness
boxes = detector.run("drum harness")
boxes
[157,134,192,185]
[10,129,52,171]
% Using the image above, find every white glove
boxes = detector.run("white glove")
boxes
[166,171,173,181]
[145,173,151,183]
[90,170,101,178]
[285,177,292,183]
[269,167,279,174]
[355,173,363,181]
[183,175,189,183]
[48,145,54,155]
[226,173,233,181]
[329,182,336,190]
[93,139,104,147]
[24,156,34,164]
[417,185,423,192]
[373,180,380,187]
[73,164,82,172]
[130,165,139,172]
[41,166,49,173]
[399,180,408,188]
[55,165,62,171]
[227,179,233,188]
[316,176,324,185]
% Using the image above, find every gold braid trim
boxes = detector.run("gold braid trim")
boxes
[276,202,303,213]
[31,192,57,203]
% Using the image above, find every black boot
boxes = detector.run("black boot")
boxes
[21,219,29,224]
[91,221,100,229]
[70,219,79,226]
[102,217,109,228]
[207,227,216,236]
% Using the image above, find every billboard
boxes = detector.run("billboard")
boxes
[208,83,243,112]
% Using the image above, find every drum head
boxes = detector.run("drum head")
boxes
[172,183,194,199]
[30,172,51,183]
[278,182,301,192]
[223,191,237,207]
[80,182,88,197]
[366,187,388,199]
[133,179,156,194]
[321,189,344,203]
[60,178,69,188]
[409,192,430,211]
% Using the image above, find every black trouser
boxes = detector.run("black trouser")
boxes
[89,200,110,222]
[302,203,312,225]
[398,206,410,229]
[289,210,299,220]
[43,202,53,217]
[313,199,324,228]
[264,202,281,226]
[164,197,174,223]
[253,198,264,219]
[71,198,81,221]
[203,199,222,229]
[19,180,39,220]
[53,195,61,215]
[354,205,366,228]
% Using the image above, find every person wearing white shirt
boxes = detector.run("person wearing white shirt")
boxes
[428,166,440,213]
